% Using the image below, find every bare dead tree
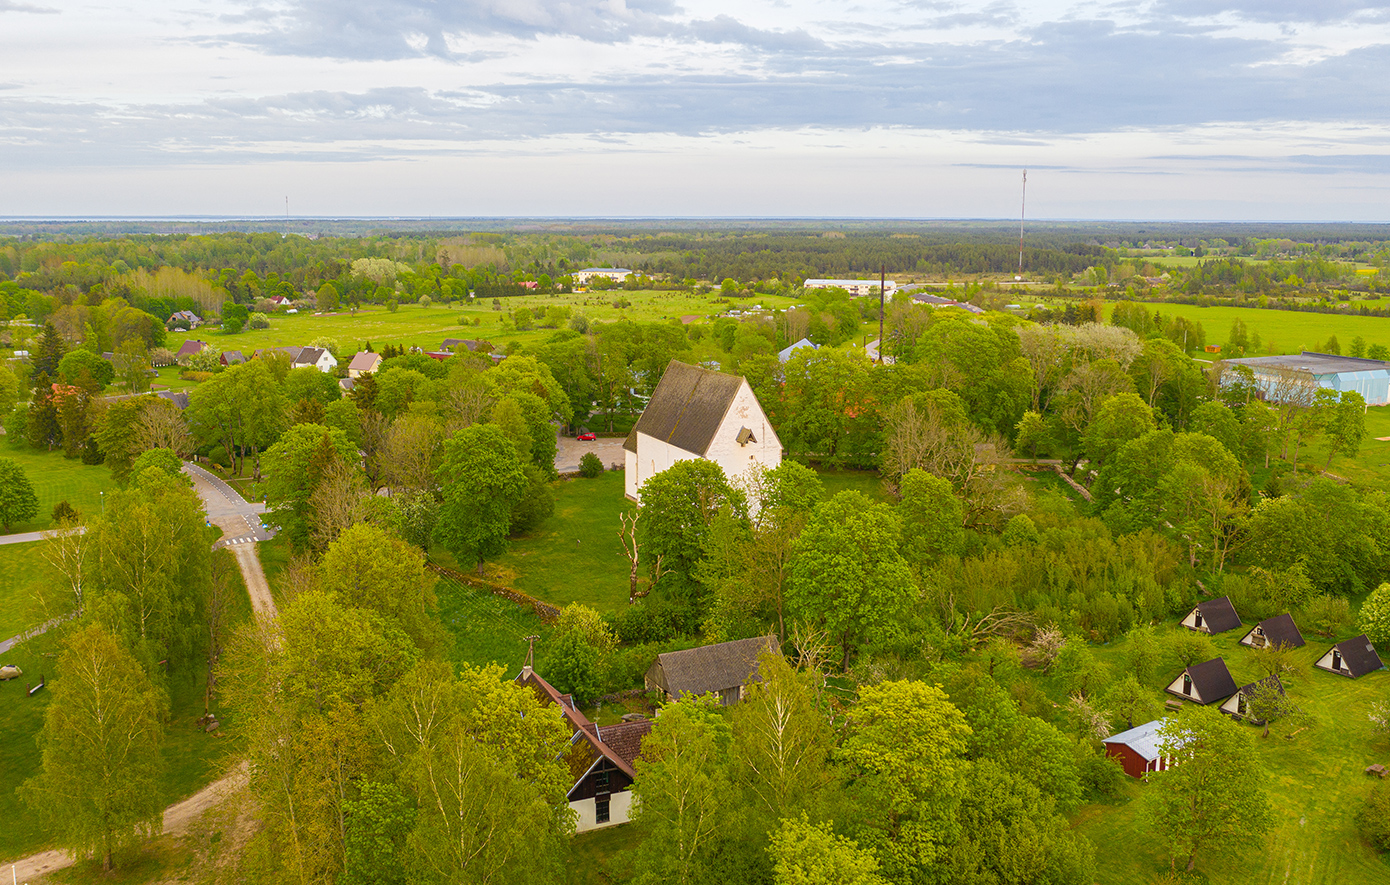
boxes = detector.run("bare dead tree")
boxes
[137,397,194,456]
[618,508,646,603]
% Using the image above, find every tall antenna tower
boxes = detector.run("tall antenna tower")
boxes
[1017,170,1027,279]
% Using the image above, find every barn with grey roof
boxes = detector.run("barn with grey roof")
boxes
[645,636,779,705]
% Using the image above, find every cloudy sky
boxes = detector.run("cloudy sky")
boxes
[2,0,1389,219]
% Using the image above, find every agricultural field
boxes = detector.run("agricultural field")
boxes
[0,447,116,535]
[1072,622,1390,884]
[1107,302,1390,356]
[165,289,804,358]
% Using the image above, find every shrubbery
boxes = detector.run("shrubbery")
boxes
[578,452,604,478]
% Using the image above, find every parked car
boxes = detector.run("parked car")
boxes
[577,431,597,441]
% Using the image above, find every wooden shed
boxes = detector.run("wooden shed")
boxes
[644,636,779,705]
[1103,720,1174,779]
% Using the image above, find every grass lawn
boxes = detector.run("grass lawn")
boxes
[491,471,634,615]
[1073,624,1390,884]
[434,570,546,672]
[0,446,116,535]
[1324,406,1390,489]
[567,823,639,885]
[0,541,53,640]
[815,467,890,502]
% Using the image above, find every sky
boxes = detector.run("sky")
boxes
[2,0,1389,219]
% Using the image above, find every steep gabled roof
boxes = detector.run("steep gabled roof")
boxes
[648,636,778,699]
[1329,635,1384,678]
[294,346,326,366]
[516,667,638,780]
[347,351,381,373]
[1233,674,1284,700]
[1241,614,1305,649]
[1192,596,1242,634]
[1177,657,1239,703]
[175,340,207,359]
[1103,719,1165,762]
[627,361,745,457]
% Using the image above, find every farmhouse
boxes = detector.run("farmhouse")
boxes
[623,361,782,503]
[1180,596,1241,635]
[1239,614,1305,650]
[645,635,779,705]
[1315,635,1384,678]
[167,310,203,330]
[221,350,246,367]
[346,351,382,378]
[288,346,337,373]
[175,340,209,364]
[804,278,897,297]
[573,268,634,285]
[1221,352,1390,406]
[516,666,651,833]
[1166,657,1238,706]
[1219,675,1284,720]
[1103,720,1174,779]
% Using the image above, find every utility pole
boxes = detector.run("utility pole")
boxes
[285,196,289,220]
[523,635,539,668]
[878,264,885,364]
[1018,169,1027,279]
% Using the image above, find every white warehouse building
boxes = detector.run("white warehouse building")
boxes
[803,278,898,297]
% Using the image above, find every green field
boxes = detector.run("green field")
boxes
[1073,624,1390,884]
[0,541,53,640]
[1109,302,1390,355]
[167,290,803,358]
[434,571,546,673]
[0,447,116,535]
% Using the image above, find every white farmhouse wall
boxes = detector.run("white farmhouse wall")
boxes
[316,352,339,373]
[571,791,635,834]
[625,448,639,500]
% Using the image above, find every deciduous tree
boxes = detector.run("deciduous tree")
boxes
[434,423,528,575]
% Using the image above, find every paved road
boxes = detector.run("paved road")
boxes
[183,463,278,618]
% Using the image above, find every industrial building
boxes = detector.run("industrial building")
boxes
[803,278,897,297]
[1221,352,1390,406]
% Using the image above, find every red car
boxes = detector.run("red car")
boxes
[577,432,597,441]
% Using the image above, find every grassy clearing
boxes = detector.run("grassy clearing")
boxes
[815,467,889,502]
[567,823,639,885]
[0,447,116,535]
[492,471,635,614]
[434,571,546,673]
[1106,302,1390,355]
[1325,406,1390,489]
[1072,623,1390,884]
[0,541,52,640]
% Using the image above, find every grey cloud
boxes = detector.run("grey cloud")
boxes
[1155,0,1390,24]
[686,15,825,51]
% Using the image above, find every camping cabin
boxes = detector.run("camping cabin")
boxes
[645,636,779,706]
[1165,657,1238,706]
[1102,720,1174,779]
[516,666,651,833]
[1219,675,1284,721]
[1315,635,1384,678]
[1180,596,1242,635]
[1239,614,1305,650]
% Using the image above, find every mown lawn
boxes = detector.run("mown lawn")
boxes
[0,447,116,535]
[1073,623,1390,884]
[1107,302,1390,356]
[0,541,51,640]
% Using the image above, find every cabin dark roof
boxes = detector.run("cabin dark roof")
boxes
[1192,596,1242,634]
[647,636,778,699]
[623,361,744,456]
[156,390,189,410]
[1330,635,1384,678]
[1235,674,1285,699]
[175,340,207,359]
[1182,657,1239,703]
[1242,614,1305,648]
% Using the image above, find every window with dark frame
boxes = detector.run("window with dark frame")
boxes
[595,794,610,824]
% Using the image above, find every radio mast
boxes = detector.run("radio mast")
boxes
[1017,170,1027,279]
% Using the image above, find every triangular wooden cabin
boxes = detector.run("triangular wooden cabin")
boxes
[1239,614,1305,650]
[1315,635,1384,678]
[1165,657,1238,706]
[1180,596,1242,635]
[1219,675,1284,721]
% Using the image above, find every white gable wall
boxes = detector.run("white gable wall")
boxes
[1167,671,1201,702]
[571,791,634,833]
[1180,608,1207,632]
[1316,647,1352,675]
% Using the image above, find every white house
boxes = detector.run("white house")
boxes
[623,361,782,503]
[804,278,897,297]
[573,267,634,285]
[290,346,338,374]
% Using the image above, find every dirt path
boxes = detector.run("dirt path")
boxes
[228,540,275,617]
[5,766,249,882]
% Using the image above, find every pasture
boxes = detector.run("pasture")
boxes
[1108,302,1390,356]
[1072,623,1390,885]
[0,447,116,535]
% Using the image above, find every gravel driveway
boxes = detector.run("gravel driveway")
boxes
[554,434,627,474]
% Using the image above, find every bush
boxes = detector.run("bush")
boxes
[417,295,431,308]
[578,452,604,478]
[248,313,270,330]
[1360,583,1390,647]
[51,500,79,524]
[180,370,214,383]
[1299,594,1353,638]
[386,299,398,313]
[612,600,683,644]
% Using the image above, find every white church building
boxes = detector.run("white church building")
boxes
[624,361,782,501]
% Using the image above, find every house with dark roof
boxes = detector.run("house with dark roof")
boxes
[1102,720,1175,779]
[1180,596,1242,635]
[156,390,190,410]
[515,666,651,832]
[644,636,779,706]
[623,361,782,503]
[1165,658,1238,706]
[166,310,203,330]
[220,350,246,367]
[1239,614,1305,650]
[1315,635,1384,678]
[291,346,337,373]
[174,340,209,364]
[1219,675,1284,721]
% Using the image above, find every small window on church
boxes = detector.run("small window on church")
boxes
[736,427,756,447]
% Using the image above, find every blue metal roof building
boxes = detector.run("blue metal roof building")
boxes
[1222,351,1390,406]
